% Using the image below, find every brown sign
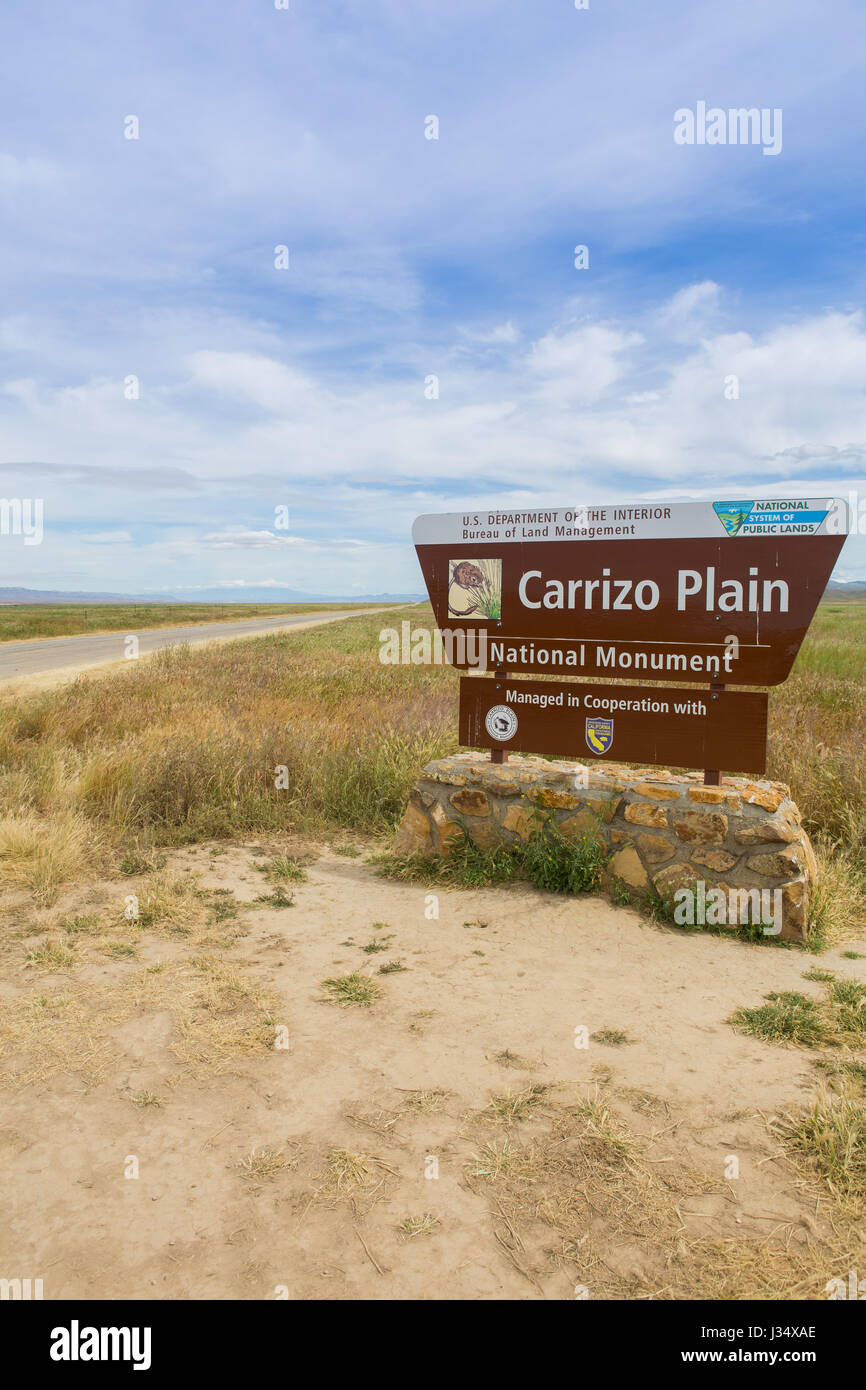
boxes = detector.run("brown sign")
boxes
[414,498,847,685]
[459,676,769,775]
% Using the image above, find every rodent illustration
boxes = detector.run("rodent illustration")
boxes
[448,561,485,615]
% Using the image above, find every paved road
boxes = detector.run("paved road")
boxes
[0,608,400,680]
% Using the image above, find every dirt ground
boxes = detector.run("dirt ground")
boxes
[2,840,864,1301]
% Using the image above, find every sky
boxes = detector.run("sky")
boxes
[1,0,866,596]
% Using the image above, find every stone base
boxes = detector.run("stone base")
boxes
[393,754,819,942]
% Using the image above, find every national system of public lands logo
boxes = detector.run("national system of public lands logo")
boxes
[713,500,830,537]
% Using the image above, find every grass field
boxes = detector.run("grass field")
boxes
[0,601,379,642]
[0,597,862,934]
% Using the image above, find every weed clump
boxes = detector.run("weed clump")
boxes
[380,809,607,897]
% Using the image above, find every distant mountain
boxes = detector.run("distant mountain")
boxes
[0,585,425,605]
[826,580,866,597]
[0,586,165,604]
[182,587,425,604]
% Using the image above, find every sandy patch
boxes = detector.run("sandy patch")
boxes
[1,842,864,1300]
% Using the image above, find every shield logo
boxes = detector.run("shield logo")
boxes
[713,500,754,536]
[585,718,613,756]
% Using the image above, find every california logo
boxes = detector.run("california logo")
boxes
[585,718,613,755]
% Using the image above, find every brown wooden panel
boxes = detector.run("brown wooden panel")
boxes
[414,500,848,685]
[459,676,768,775]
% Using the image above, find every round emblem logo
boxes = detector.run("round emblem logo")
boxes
[485,705,518,741]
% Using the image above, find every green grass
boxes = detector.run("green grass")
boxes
[828,979,866,1036]
[730,977,866,1048]
[814,1057,866,1090]
[24,940,77,971]
[520,813,608,893]
[320,972,382,1007]
[0,601,379,642]
[253,886,295,910]
[378,811,607,896]
[361,935,394,953]
[259,854,308,883]
[729,991,831,1047]
[60,914,100,936]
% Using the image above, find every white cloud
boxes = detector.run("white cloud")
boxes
[656,281,722,340]
[78,530,134,544]
[3,294,866,590]
[527,323,643,404]
[0,152,64,192]
[458,320,520,346]
[188,352,318,414]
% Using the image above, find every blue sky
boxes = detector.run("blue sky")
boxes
[2,0,866,595]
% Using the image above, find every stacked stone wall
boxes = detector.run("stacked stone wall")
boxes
[394,754,818,942]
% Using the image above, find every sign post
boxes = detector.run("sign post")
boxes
[490,668,509,764]
[703,682,726,786]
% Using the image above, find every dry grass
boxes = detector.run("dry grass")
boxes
[0,810,96,904]
[0,962,276,1088]
[461,1080,864,1299]
[400,1088,449,1113]
[493,1049,536,1070]
[0,871,277,1088]
[131,1091,163,1107]
[238,1148,295,1181]
[397,1214,441,1239]
[776,1086,866,1205]
[311,1147,396,1210]
[0,602,862,940]
[467,1139,540,1183]
[768,604,866,940]
[485,1084,550,1124]
[132,871,204,933]
[0,608,447,855]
